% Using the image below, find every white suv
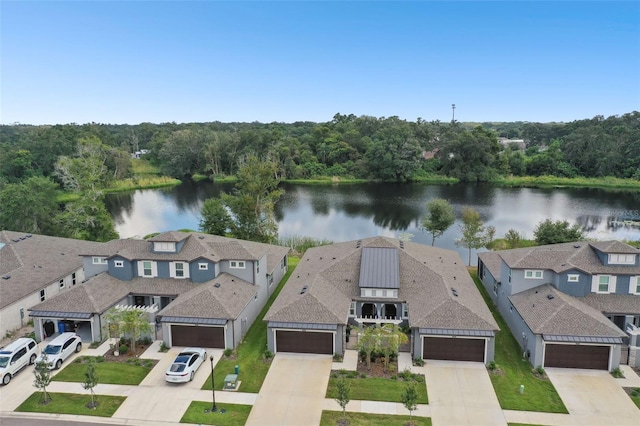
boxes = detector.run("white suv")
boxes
[36,332,82,370]
[0,337,38,385]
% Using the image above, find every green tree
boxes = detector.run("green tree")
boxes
[221,155,284,243]
[104,307,153,354]
[58,192,119,242]
[401,381,418,421]
[456,206,491,266]
[0,176,61,234]
[357,326,380,371]
[504,228,523,248]
[82,358,99,409]
[533,219,585,245]
[364,118,423,181]
[199,198,232,236]
[335,376,351,419]
[421,199,455,246]
[33,353,52,404]
[438,126,501,182]
[379,324,409,372]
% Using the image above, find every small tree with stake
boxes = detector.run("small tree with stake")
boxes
[33,353,52,404]
[82,358,99,409]
[335,376,351,422]
[401,381,418,425]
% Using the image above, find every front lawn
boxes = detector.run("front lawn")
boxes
[180,401,252,425]
[53,357,154,385]
[203,257,299,393]
[326,376,428,404]
[16,392,125,417]
[320,411,431,425]
[469,269,568,413]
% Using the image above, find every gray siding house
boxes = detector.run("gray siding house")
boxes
[478,241,639,370]
[265,237,499,363]
[29,231,289,349]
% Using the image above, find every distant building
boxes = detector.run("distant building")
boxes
[498,138,526,151]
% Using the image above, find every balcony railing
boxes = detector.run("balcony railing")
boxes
[354,314,402,325]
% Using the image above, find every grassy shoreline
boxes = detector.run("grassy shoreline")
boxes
[494,175,640,190]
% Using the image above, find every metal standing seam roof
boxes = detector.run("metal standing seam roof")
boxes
[420,328,495,337]
[359,247,399,288]
[30,311,92,319]
[160,317,226,325]
[543,334,623,344]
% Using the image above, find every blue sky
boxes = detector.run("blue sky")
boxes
[1,1,638,125]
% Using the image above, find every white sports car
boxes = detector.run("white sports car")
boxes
[165,347,207,383]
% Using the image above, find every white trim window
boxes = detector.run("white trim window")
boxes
[138,260,157,277]
[59,279,65,289]
[630,276,640,295]
[493,283,498,295]
[567,274,579,282]
[114,260,124,268]
[230,260,245,269]
[92,257,107,265]
[175,262,185,278]
[402,303,408,319]
[524,270,544,279]
[349,302,356,317]
[71,272,76,286]
[170,261,189,279]
[592,275,616,294]
[153,242,176,252]
[198,263,208,270]
[608,253,636,265]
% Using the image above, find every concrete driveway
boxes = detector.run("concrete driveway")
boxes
[546,367,640,426]
[424,360,507,426]
[245,353,332,426]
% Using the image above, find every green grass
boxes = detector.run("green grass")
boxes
[180,401,252,425]
[320,411,432,426]
[469,269,568,413]
[326,376,428,404]
[16,392,125,417]
[495,175,640,190]
[131,159,161,175]
[630,393,640,409]
[105,176,181,192]
[53,358,154,385]
[203,257,300,393]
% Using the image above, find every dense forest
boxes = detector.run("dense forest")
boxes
[1,111,639,185]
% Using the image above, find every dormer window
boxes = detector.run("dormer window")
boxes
[153,242,176,252]
[608,253,636,265]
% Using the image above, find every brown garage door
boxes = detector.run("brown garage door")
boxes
[276,330,333,354]
[171,325,224,348]
[544,344,609,370]
[423,337,485,362]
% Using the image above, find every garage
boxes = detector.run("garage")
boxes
[171,325,224,348]
[423,336,486,362]
[275,330,333,354]
[544,343,610,370]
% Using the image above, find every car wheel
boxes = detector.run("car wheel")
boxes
[55,359,62,369]
[190,371,194,382]
[2,374,11,385]
[30,354,37,365]
[75,343,82,353]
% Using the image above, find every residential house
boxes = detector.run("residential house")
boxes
[478,241,640,370]
[265,237,499,363]
[0,230,103,339]
[29,231,289,349]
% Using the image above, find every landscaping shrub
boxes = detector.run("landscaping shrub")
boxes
[487,360,497,371]
[611,367,624,378]
[224,348,233,357]
[413,358,424,366]
[118,345,129,354]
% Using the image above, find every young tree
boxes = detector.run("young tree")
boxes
[356,326,379,371]
[33,353,52,404]
[421,198,455,246]
[82,358,99,409]
[379,324,409,372]
[199,198,232,236]
[504,228,523,248]
[104,307,153,353]
[456,206,491,266]
[534,219,585,245]
[335,376,351,419]
[401,381,418,421]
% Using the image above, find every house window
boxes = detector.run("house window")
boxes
[268,274,273,286]
[175,262,184,278]
[154,242,176,252]
[143,261,153,277]
[92,257,107,264]
[598,275,611,293]
[567,274,579,282]
[509,305,513,313]
[256,260,260,273]
[371,289,377,297]
[230,261,245,269]
[631,276,640,295]
[72,272,76,286]
[493,283,498,295]
[40,289,46,302]
[608,253,636,265]
[199,263,208,270]
[115,260,124,268]
[281,257,287,269]
[349,302,356,317]
[401,303,408,319]
[508,269,512,283]
[525,270,543,279]
[59,279,65,289]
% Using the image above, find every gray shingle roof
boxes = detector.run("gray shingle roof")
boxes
[508,284,626,338]
[265,237,498,332]
[0,231,103,309]
[477,251,502,281]
[580,293,640,315]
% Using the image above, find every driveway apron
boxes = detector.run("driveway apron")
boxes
[424,360,507,426]
[246,353,332,426]
[545,367,640,426]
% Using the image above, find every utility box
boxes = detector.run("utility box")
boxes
[235,365,239,375]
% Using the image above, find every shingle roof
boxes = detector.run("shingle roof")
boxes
[589,240,640,254]
[477,252,502,281]
[265,237,499,332]
[580,293,640,315]
[508,284,626,338]
[0,231,104,309]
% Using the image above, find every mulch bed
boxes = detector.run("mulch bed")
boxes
[93,342,157,366]
[356,358,399,378]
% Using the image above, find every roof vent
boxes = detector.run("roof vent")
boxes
[2,275,10,280]
[19,236,26,240]
[451,288,458,297]
[26,234,32,238]
[547,294,555,300]
[198,236,205,240]
[400,241,404,249]
[573,244,580,249]
[356,240,361,248]
[214,283,221,288]
[12,239,20,243]
[300,286,308,294]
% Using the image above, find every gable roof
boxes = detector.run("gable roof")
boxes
[508,284,626,338]
[0,231,104,309]
[580,293,640,315]
[265,236,498,332]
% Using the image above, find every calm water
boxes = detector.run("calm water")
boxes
[105,181,640,262]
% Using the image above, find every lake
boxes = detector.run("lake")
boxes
[105,181,640,262]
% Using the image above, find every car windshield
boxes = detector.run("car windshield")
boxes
[44,345,61,355]
[0,356,9,368]
[169,363,186,373]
